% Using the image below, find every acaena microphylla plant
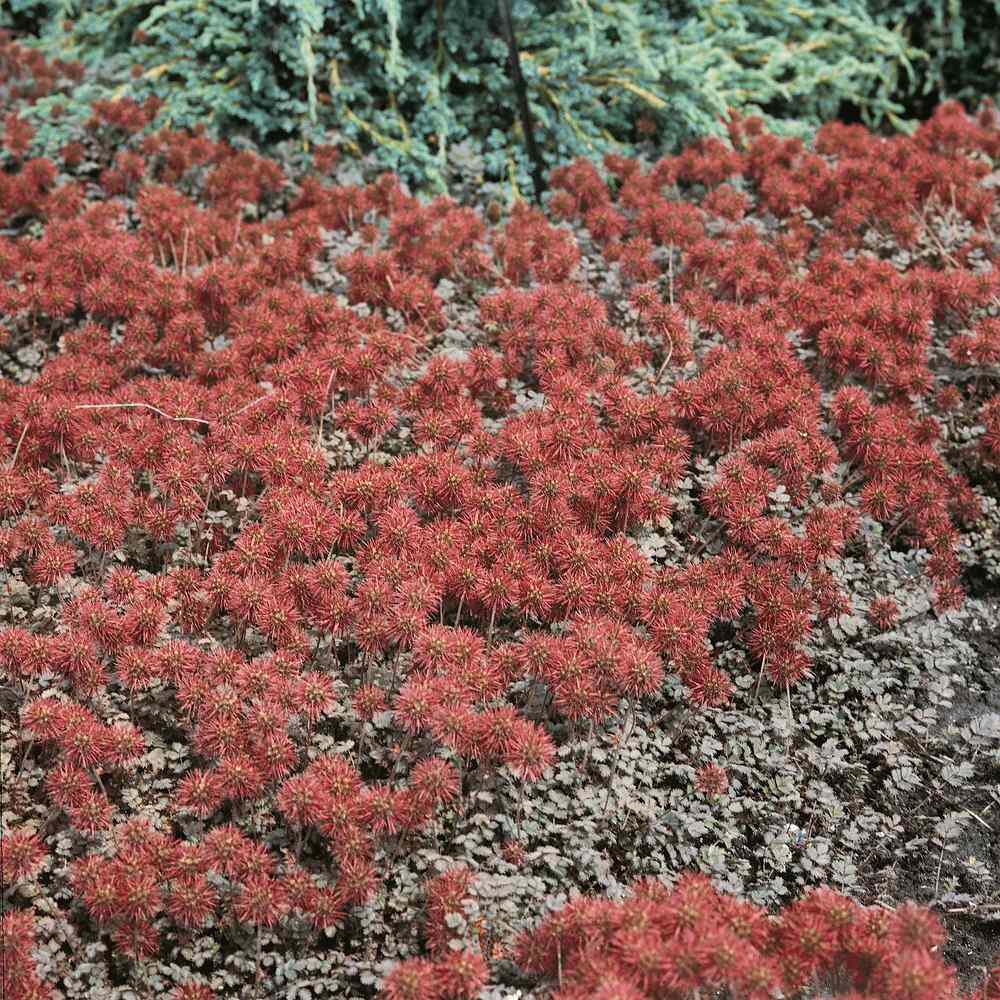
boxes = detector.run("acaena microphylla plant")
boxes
[379,865,488,1000]
[980,397,1000,469]
[377,873,1000,999]
[974,962,1000,1000]
[868,595,901,632]
[0,43,998,994]
[0,831,46,892]
[694,761,730,799]
[1,909,52,1000]
[510,875,995,1000]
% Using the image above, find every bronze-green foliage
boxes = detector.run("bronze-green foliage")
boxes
[4,0,998,190]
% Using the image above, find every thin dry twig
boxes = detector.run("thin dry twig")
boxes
[72,402,211,425]
[166,231,180,270]
[933,843,946,900]
[224,393,275,421]
[961,808,995,833]
[316,365,339,446]
[73,390,280,428]
[655,341,674,383]
[8,420,30,468]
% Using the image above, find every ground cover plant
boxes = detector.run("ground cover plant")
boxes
[2,31,1000,1000]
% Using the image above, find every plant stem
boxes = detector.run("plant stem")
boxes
[581,717,595,775]
[487,604,497,646]
[254,923,262,998]
[7,420,30,468]
[754,655,767,702]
